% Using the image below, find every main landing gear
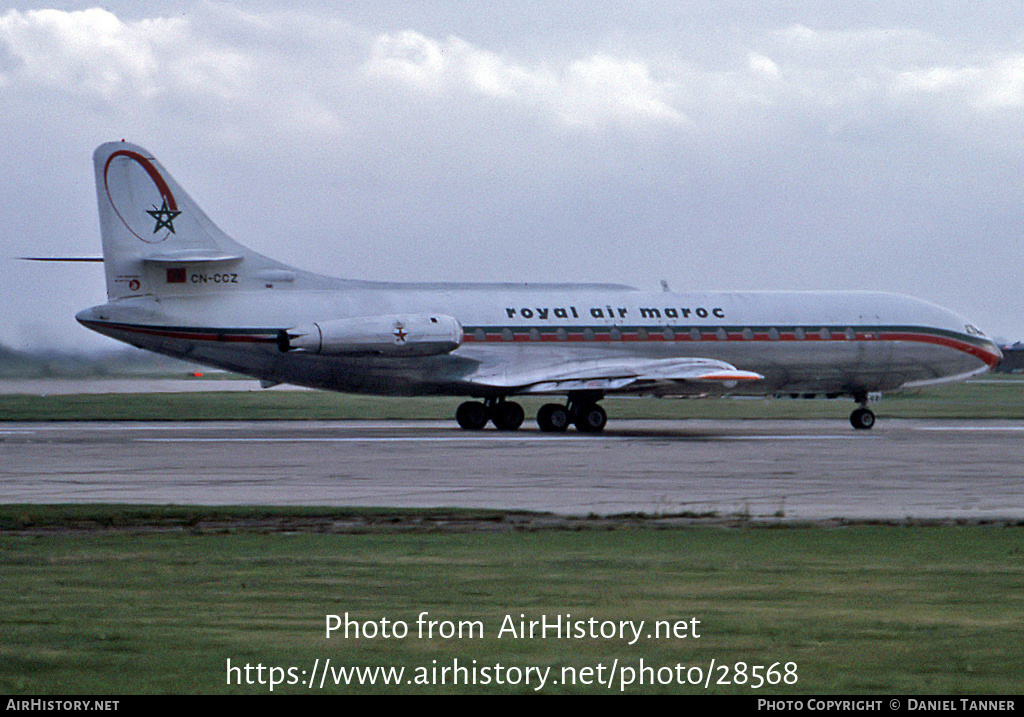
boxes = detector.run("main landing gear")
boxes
[456,393,607,433]
[849,392,876,430]
[537,394,607,433]
[456,398,525,431]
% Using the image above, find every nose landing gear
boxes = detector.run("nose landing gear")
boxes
[850,407,876,430]
[850,392,876,430]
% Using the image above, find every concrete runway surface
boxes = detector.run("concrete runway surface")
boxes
[2,419,1022,520]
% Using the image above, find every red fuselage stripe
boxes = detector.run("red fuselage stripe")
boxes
[80,320,277,344]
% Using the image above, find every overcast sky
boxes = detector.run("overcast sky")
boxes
[2,1,1022,350]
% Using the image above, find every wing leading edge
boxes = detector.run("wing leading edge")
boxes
[471,357,763,396]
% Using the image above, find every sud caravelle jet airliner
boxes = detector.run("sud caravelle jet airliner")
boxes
[75,141,1002,433]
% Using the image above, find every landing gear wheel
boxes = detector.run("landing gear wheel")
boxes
[537,403,570,433]
[574,404,608,434]
[492,401,525,431]
[456,401,489,430]
[850,407,875,430]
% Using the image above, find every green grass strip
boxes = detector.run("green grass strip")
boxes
[3,518,1023,694]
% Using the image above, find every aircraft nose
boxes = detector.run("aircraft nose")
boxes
[958,317,1003,369]
[986,339,1005,368]
[970,334,1003,370]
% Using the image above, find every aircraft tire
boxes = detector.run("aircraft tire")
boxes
[537,404,570,432]
[492,401,525,431]
[456,401,490,430]
[850,407,875,430]
[574,404,607,434]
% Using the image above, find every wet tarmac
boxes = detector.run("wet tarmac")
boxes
[2,419,1022,520]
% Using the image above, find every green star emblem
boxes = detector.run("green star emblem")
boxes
[146,198,182,234]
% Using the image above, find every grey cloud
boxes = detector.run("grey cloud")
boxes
[0,3,1022,349]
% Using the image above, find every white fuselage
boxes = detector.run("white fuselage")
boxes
[77,140,1002,415]
[76,279,1001,399]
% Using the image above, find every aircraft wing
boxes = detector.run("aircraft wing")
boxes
[472,357,763,397]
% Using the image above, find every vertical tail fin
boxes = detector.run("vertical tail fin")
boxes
[94,141,291,300]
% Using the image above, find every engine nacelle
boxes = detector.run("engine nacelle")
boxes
[278,314,463,356]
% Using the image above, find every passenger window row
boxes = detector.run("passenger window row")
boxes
[473,327,863,342]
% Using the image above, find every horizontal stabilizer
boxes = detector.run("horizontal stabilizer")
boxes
[142,250,243,264]
[21,256,103,262]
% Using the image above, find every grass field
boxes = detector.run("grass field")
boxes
[2,376,1024,421]
[2,508,1024,695]
[3,380,1023,694]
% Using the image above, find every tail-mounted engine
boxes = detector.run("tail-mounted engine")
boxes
[278,314,462,356]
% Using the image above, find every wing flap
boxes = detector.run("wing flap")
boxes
[473,357,763,396]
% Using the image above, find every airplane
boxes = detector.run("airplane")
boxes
[75,141,1002,433]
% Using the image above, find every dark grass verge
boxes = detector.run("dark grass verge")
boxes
[2,377,1024,421]
[2,504,1022,535]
